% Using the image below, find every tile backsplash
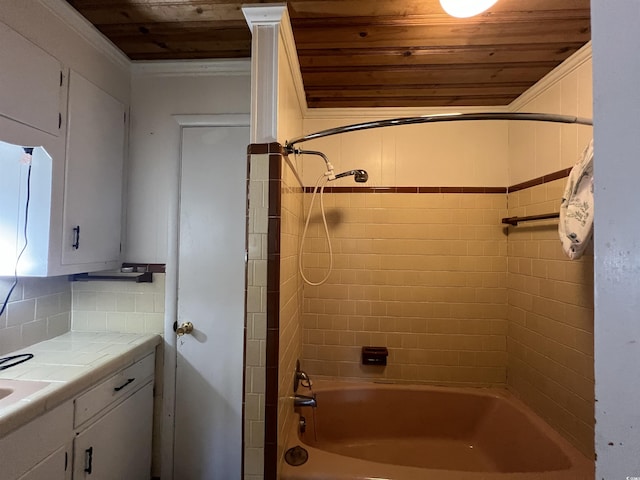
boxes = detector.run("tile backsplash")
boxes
[0,276,71,356]
[71,274,165,335]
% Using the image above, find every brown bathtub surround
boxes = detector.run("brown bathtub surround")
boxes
[281,380,594,479]
[300,191,509,387]
[506,177,594,458]
[262,160,593,473]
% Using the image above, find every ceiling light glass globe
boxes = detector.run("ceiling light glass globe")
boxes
[439,0,498,18]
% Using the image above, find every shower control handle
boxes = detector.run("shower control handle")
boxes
[176,322,194,336]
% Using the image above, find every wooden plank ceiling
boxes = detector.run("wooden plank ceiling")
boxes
[66,0,591,108]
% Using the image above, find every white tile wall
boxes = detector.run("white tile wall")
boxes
[245,153,269,478]
[509,59,593,185]
[0,276,71,356]
[302,117,509,188]
[70,274,165,335]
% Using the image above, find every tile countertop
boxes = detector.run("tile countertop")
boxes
[0,331,162,437]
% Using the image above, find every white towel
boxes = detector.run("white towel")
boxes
[559,139,594,260]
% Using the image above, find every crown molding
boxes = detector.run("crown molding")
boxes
[132,59,251,77]
[509,41,592,112]
[38,0,130,72]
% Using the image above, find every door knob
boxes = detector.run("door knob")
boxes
[176,322,194,336]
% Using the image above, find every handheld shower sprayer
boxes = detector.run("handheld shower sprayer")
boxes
[333,169,369,183]
[289,148,369,184]
[290,147,370,286]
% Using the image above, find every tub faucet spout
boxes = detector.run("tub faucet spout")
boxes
[294,393,317,408]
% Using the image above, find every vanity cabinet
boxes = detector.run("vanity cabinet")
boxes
[72,353,155,480]
[0,402,73,480]
[73,382,154,479]
[0,353,155,480]
[17,444,72,480]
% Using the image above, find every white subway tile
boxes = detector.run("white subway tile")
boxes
[7,299,36,327]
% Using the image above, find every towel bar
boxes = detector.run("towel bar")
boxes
[501,212,560,226]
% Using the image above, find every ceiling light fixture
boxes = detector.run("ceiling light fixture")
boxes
[439,0,498,18]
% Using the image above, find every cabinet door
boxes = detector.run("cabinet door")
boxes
[17,444,71,480]
[62,70,125,266]
[0,21,62,136]
[0,401,73,480]
[73,382,153,480]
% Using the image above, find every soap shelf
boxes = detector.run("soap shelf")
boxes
[362,346,389,366]
[69,271,153,283]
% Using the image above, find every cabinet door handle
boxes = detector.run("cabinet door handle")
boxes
[114,377,135,392]
[72,225,80,249]
[84,446,93,474]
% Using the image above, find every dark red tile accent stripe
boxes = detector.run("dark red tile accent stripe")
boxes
[247,142,286,155]
[264,151,283,480]
[298,168,572,195]
[269,179,282,219]
[508,167,572,192]
[303,186,508,194]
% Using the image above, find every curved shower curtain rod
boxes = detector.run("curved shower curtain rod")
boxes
[285,112,593,150]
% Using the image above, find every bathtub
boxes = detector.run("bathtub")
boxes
[281,381,593,480]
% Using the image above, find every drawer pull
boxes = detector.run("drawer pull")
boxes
[114,378,135,392]
[84,447,93,474]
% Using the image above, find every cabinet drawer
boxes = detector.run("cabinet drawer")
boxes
[74,354,154,427]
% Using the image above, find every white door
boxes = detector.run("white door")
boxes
[174,126,248,479]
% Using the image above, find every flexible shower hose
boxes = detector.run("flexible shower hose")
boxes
[299,173,333,286]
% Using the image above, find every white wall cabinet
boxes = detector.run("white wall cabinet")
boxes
[0,22,63,136]
[62,70,126,267]
[0,16,128,277]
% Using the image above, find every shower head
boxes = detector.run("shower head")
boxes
[333,169,369,183]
